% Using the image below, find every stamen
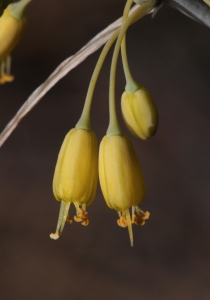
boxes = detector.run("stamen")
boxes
[142,211,150,220]
[50,201,71,240]
[66,214,73,224]
[132,206,135,219]
[135,206,150,219]
[0,61,5,84]
[3,74,14,83]
[117,210,134,246]
[126,209,133,247]
[74,202,89,226]
[82,204,86,211]
[0,58,14,84]
[6,56,11,75]
[132,215,145,226]
[132,206,150,226]
[49,232,60,240]
[117,215,127,227]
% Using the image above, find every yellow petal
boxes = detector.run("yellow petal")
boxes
[121,87,158,140]
[99,135,146,211]
[0,4,28,60]
[53,128,98,206]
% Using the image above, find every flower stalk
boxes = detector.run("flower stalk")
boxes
[107,0,157,136]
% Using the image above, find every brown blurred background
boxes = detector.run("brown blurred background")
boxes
[0,0,210,299]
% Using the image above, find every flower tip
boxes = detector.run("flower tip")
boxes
[121,89,158,140]
[49,232,60,240]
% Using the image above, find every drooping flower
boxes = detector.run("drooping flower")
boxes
[50,128,98,240]
[121,87,158,140]
[49,0,156,246]
[99,134,150,246]
[0,0,31,84]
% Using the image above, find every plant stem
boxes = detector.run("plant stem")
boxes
[121,36,140,93]
[75,28,120,131]
[121,0,140,93]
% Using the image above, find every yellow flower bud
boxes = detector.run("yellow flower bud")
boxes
[50,128,98,240]
[0,0,31,84]
[99,134,149,246]
[121,87,158,140]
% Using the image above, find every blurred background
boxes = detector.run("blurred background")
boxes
[0,0,210,299]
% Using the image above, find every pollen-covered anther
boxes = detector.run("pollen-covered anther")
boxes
[142,211,150,220]
[0,73,14,84]
[66,215,73,224]
[4,74,14,82]
[49,232,61,240]
[132,206,150,226]
[117,216,128,227]
[0,76,5,84]
[74,209,89,226]
[132,215,145,226]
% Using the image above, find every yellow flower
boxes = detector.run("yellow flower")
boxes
[99,134,149,246]
[121,87,158,140]
[0,0,31,84]
[50,128,98,240]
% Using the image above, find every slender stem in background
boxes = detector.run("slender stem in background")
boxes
[107,0,157,136]
[75,28,120,131]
